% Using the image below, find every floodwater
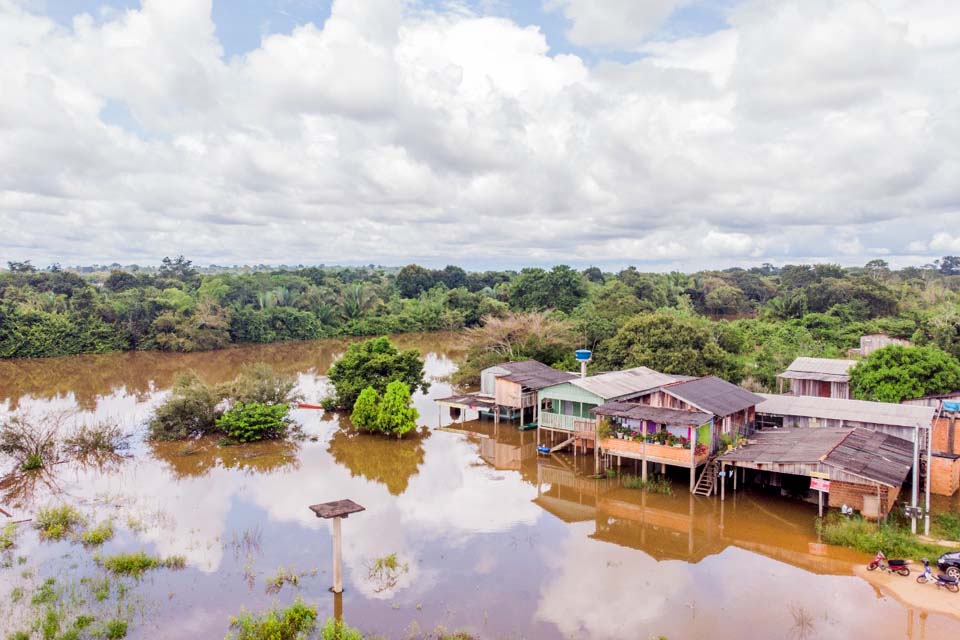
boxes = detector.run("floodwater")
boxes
[0,333,957,639]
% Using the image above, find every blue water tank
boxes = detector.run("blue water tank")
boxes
[944,401,960,413]
[575,349,592,362]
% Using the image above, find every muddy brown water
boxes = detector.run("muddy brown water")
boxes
[0,333,957,639]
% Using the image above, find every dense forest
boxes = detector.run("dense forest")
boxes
[2,256,959,393]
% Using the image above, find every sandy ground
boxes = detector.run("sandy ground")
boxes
[855,564,960,619]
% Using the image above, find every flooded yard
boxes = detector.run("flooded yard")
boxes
[1,333,957,639]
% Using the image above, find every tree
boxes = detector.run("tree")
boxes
[376,381,419,437]
[937,256,960,276]
[582,267,605,283]
[395,264,436,298]
[326,337,428,409]
[453,311,575,386]
[104,270,140,292]
[509,266,586,314]
[158,255,199,283]
[350,387,381,431]
[850,345,960,403]
[596,311,744,382]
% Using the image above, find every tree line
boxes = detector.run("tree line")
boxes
[2,256,959,396]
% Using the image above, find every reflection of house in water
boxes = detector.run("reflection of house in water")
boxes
[442,419,540,484]
[534,458,858,574]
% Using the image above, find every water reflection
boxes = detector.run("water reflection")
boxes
[328,426,429,496]
[1,335,959,639]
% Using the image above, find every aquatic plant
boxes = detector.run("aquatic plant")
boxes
[320,618,364,640]
[265,567,302,594]
[80,520,115,546]
[31,578,58,605]
[148,372,224,440]
[63,422,129,455]
[620,474,674,495]
[0,522,18,549]
[227,599,317,640]
[216,402,292,443]
[100,618,128,639]
[34,504,84,540]
[0,414,62,471]
[367,553,409,593]
[96,551,186,576]
[818,514,947,561]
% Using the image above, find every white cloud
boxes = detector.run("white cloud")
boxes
[930,232,960,252]
[1,0,959,268]
[545,0,691,50]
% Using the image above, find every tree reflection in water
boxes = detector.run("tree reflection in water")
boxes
[148,437,301,478]
[327,426,430,495]
[0,466,65,509]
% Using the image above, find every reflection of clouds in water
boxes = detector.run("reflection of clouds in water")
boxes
[535,523,691,640]
[398,435,540,537]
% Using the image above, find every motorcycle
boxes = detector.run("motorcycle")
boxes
[916,559,960,592]
[867,550,910,576]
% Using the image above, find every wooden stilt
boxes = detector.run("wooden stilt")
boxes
[721,462,726,501]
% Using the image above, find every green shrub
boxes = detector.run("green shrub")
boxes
[148,373,224,440]
[350,387,381,431]
[96,551,186,576]
[621,474,673,495]
[227,363,300,406]
[327,337,428,409]
[80,521,115,546]
[34,505,84,540]
[376,381,418,438]
[216,402,291,442]
[320,618,363,640]
[227,599,317,640]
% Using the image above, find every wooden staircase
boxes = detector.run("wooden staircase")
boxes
[549,436,576,453]
[693,457,720,497]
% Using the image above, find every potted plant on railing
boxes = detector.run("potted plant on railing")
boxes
[694,443,708,456]
[720,433,733,451]
[596,418,612,441]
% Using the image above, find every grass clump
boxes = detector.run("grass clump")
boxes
[8,632,29,640]
[933,511,960,541]
[1,522,18,549]
[34,504,84,541]
[0,414,62,472]
[96,551,186,576]
[64,422,129,455]
[31,578,58,605]
[265,567,301,594]
[38,606,62,639]
[818,513,952,561]
[100,619,128,639]
[227,599,317,640]
[320,618,364,640]
[80,521,115,546]
[621,474,674,495]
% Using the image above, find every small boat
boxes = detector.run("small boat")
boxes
[517,422,538,431]
[298,402,325,410]
[537,445,551,455]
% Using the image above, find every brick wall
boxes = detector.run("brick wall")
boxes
[827,480,897,516]
[932,416,960,454]
[931,454,960,496]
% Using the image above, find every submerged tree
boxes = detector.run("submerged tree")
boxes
[326,337,428,409]
[376,381,418,438]
[350,387,381,431]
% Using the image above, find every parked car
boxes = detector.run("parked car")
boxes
[936,551,960,579]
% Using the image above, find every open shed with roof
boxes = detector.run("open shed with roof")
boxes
[719,427,914,517]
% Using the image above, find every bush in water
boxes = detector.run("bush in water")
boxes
[216,402,292,443]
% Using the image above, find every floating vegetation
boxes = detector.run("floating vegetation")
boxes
[367,553,409,593]
[1,521,18,549]
[620,474,674,495]
[34,504,85,540]
[227,599,317,640]
[64,422,130,456]
[96,551,186,576]
[265,567,302,594]
[80,520,115,546]
[31,577,59,605]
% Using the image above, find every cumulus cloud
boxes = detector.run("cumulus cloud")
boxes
[1,0,959,269]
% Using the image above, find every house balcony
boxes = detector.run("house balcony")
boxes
[600,437,709,468]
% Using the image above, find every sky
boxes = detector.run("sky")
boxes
[2,0,959,271]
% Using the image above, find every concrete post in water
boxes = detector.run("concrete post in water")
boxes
[309,499,366,594]
[911,433,919,534]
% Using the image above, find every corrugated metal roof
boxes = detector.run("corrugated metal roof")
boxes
[720,427,913,487]
[755,393,935,428]
[662,376,764,416]
[779,357,857,381]
[493,360,578,390]
[567,367,679,400]
[592,401,711,426]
